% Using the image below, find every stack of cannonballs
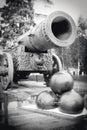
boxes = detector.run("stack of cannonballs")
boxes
[36,71,84,114]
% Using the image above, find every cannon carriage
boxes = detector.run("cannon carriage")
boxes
[0,11,76,90]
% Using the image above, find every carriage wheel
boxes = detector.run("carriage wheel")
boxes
[1,53,14,90]
[52,54,63,74]
[44,54,63,86]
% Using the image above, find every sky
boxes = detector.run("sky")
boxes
[0,0,5,7]
[0,0,87,24]
[34,0,87,25]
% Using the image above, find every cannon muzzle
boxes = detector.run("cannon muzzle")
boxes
[19,11,76,52]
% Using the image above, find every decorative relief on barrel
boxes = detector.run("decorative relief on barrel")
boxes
[7,45,52,71]
[17,52,52,71]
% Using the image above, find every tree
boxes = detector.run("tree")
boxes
[54,36,79,70]
[77,16,87,74]
[68,38,79,67]
[0,0,34,43]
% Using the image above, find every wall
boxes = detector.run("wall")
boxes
[33,0,53,24]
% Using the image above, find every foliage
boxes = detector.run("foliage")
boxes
[78,36,87,73]
[54,38,79,69]
[68,39,79,67]
[0,0,34,45]
[77,16,87,73]
[1,0,33,22]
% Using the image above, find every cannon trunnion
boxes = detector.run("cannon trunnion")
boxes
[0,11,76,89]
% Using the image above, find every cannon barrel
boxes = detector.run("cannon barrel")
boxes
[19,11,76,52]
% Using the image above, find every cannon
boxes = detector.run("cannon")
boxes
[0,11,76,90]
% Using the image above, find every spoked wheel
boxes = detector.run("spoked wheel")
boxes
[52,54,63,74]
[44,54,63,86]
[1,53,14,90]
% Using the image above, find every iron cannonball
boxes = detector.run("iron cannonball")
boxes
[36,90,59,109]
[50,71,74,95]
[59,90,84,114]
